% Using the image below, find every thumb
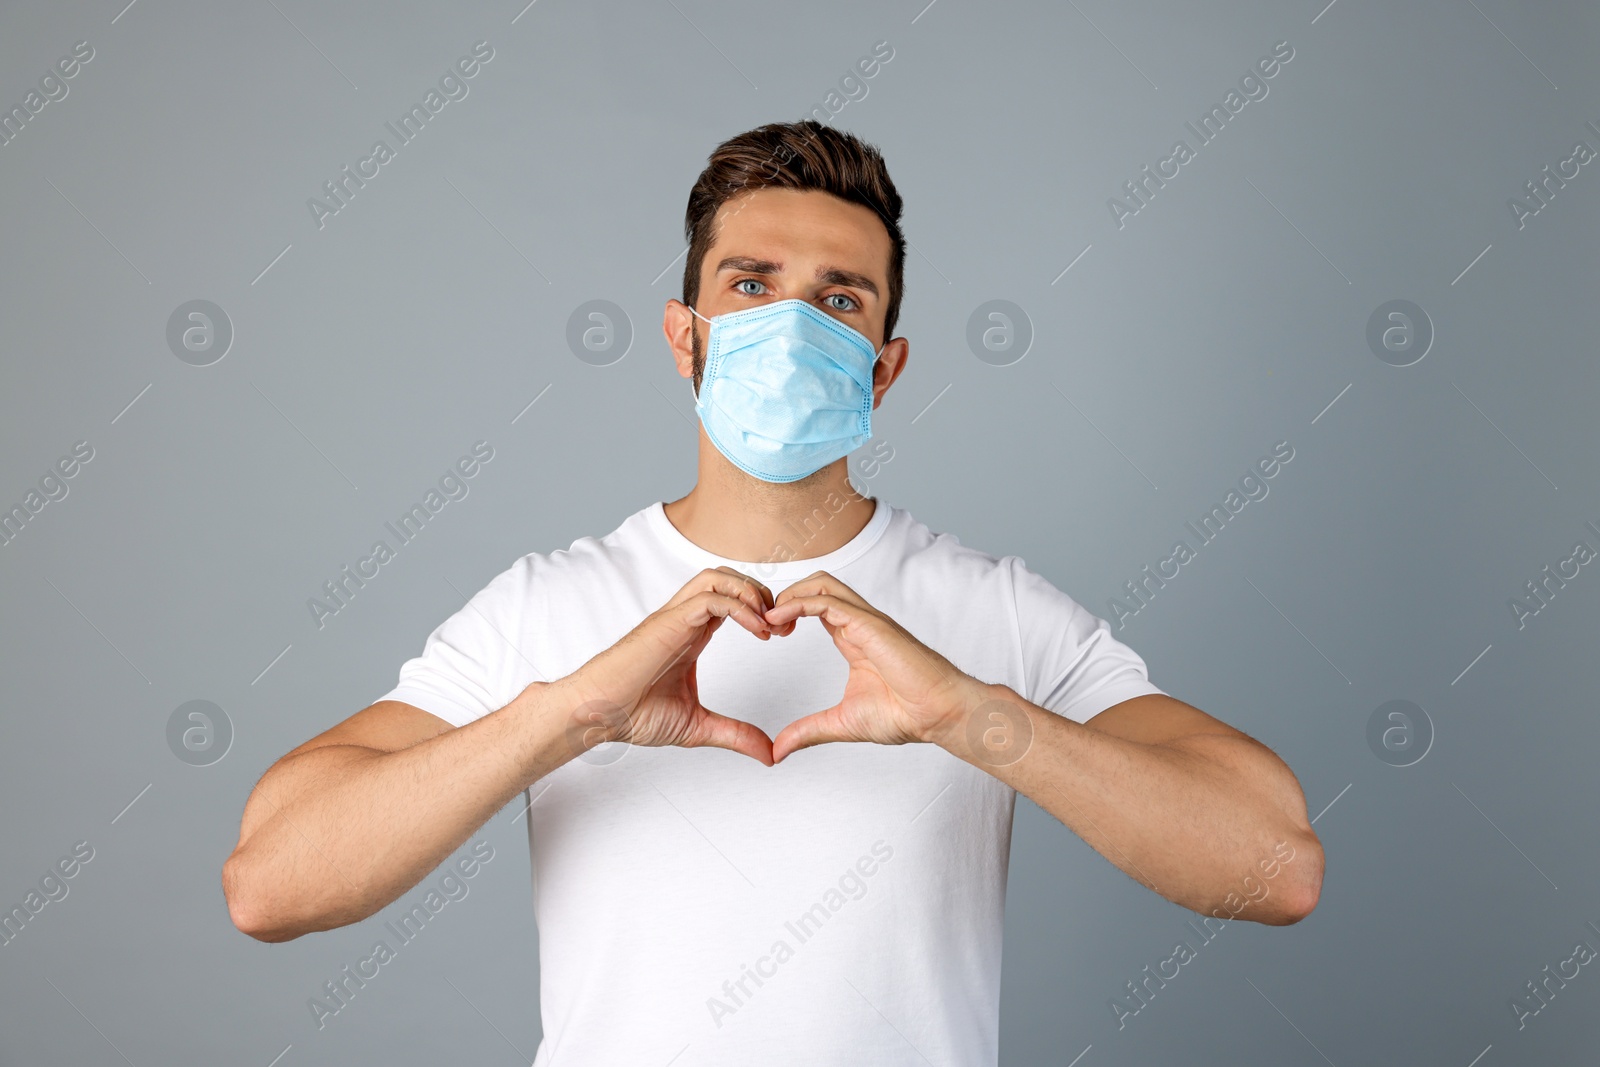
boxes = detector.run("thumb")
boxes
[687,706,776,767]
[771,705,849,764]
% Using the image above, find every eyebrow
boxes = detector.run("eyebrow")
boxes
[714,255,880,299]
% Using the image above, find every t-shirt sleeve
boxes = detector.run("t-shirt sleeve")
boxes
[374,559,537,729]
[1006,555,1164,725]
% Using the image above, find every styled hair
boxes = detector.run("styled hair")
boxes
[682,120,906,344]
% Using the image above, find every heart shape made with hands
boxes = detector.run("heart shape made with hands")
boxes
[636,569,989,766]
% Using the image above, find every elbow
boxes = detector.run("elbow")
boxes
[1275,832,1325,925]
[222,849,302,944]
[1226,829,1324,927]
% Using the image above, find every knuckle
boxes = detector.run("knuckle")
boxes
[698,591,735,613]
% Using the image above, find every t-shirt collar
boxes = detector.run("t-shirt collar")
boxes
[644,496,893,585]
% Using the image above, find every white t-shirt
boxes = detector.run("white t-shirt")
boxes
[377,497,1163,1066]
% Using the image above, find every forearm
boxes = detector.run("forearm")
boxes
[938,683,1323,924]
[224,681,577,941]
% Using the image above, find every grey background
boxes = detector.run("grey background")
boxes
[1,0,1596,1063]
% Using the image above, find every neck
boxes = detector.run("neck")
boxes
[662,431,876,564]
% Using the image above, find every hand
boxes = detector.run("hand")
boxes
[558,567,777,766]
[761,572,988,763]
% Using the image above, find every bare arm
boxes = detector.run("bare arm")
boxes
[949,691,1325,926]
[761,574,1326,926]
[221,685,578,942]
[222,566,780,943]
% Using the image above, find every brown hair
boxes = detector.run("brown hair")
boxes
[682,120,906,349]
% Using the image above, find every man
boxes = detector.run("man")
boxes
[223,120,1323,1065]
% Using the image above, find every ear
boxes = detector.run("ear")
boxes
[662,300,699,381]
[870,336,909,410]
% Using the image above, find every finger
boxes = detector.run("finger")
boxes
[715,566,775,611]
[652,612,723,684]
[688,708,775,767]
[771,706,849,763]
[682,590,772,640]
[705,567,773,618]
[762,593,860,632]
[773,571,871,611]
[641,597,730,671]
[668,568,774,620]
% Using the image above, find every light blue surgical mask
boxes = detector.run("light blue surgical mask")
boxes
[688,298,885,483]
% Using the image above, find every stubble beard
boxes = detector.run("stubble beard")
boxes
[690,321,704,398]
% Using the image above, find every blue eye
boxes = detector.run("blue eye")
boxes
[736,278,766,296]
[825,293,858,311]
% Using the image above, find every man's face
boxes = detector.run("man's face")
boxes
[674,187,903,398]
